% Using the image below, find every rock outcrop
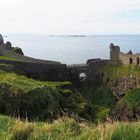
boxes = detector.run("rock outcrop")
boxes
[100,65,140,99]
[104,77,137,99]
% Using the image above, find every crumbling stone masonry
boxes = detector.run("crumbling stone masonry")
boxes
[110,43,140,65]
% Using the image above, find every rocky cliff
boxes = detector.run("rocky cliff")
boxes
[101,65,140,99]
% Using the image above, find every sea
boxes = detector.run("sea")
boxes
[5,34,140,64]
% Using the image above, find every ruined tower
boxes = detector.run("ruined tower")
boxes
[0,34,4,45]
[110,43,120,62]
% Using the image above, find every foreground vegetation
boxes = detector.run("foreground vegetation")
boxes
[76,65,140,121]
[0,62,140,139]
[1,63,140,123]
[0,114,140,140]
[100,65,140,120]
[101,64,140,82]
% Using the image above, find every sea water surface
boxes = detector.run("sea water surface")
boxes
[5,34,140,64]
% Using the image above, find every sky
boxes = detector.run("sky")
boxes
[0,0,140,35]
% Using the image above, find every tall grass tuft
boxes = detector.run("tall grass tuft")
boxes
[0,114,139,140]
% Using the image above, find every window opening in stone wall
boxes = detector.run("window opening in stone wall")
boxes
[129,58,133,64]
[136,58,140,65]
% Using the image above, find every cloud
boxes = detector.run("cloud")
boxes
[0,0,140,34]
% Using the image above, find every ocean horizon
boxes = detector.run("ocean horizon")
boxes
[5,34,140,64]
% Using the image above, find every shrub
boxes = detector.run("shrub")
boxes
[12,47,24,55]
[0,72,95,121]
[113,88,140,120]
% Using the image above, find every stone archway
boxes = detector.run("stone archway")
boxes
[136,58,140,65]
[79,73,87,81]
[129,58,133,64]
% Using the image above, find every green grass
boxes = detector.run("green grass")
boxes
[78,80,116,122]
[0,56,17,61]
[97,64,140,120]
[114,88,140,119]
[0,114,140,140]
[122,88,140,106]
[0,71,94,121]
[0,63,25,74]
[0,71,71,92]
[101,64,140,83]
[77,64,140,121]
[1,62,140,139]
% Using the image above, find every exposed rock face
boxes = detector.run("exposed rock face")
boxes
[104,77,137,99]
[100,68,140,100]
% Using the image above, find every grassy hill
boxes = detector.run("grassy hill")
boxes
[0,64,95,121]
[1,63,140,122]
[0,62,140,139]
[0,56,17,61]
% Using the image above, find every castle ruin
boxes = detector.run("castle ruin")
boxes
[0,34,4,45]
[110,43,140,65]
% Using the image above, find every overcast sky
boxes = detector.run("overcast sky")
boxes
[0,0,140,34]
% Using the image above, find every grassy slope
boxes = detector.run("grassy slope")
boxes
[0,68,95,121]
[101,64,140,83]
[122,88,140,106]
[0,71,71,92]
[0,114,140,140]
[0,56,17,61]
[78,82,116,122]
[0,62,140,139]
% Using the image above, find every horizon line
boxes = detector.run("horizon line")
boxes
[3,33,140,36]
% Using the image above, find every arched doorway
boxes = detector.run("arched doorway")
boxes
[129,58,133,64]
[136,58,140,65]
[79,73,86,81]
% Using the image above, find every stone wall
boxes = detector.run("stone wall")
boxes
[0,60,67,81]
[88,59,109,80]
[67,64,88,82]
[67,59,109,82]
[120,53,140,65]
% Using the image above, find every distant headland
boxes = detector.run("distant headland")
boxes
[49,35,86,37]
[0,34,61,64]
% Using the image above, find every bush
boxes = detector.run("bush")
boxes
[0,72,95,121]
[12,47,24,55]
[113,88,140,120]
